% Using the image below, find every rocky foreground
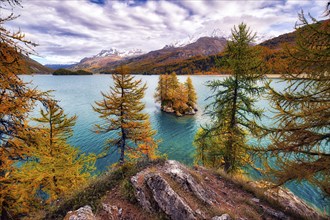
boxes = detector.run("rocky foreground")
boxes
[60,160,326,220]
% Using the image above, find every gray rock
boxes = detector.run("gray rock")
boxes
[195,208,206,219]
[131,170,157,212]
[146,173,196,220]
[162,105,175,113]
[261,207,288,220]
[251,198,260,203]
[102,203,122,219]
[175,111,183,117]
[67,205,96,220]
[265,187,321,219]
[185,106,196,115]
[164,160,213,205]
[211,213,231,220]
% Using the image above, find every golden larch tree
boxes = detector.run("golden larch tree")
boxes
[94,66,158,164]
[8,101,95,216]
[0,1,47,218]
[185,77,197,109]
[263,10,330,197]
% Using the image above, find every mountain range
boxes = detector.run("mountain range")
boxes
[25,27,302,75]
[70,36,228,74]
[68,28,296,74]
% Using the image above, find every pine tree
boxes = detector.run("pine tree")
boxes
[185,77,197,109]
[8,101,95,216]
[263,11,330,196]
[196,23,265,173]
[94,66,158,164]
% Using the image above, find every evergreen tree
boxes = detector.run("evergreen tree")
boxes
[94,66,158,164]
[263,11,330,196]
[196,23,265,173]
[8,101,95,216]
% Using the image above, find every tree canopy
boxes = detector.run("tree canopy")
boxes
[195,23,265,173]
[94,66,159,164]
[8,101,95,216]
[262,12,330,197]
[155,72,198,116]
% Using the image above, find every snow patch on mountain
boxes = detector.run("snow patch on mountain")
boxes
[94,48,144,58]
[165,28,273,48]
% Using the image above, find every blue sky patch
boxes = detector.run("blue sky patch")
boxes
[90,0,106,5]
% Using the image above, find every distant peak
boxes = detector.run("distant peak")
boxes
[166,28,229,48]
[94,48,143,58]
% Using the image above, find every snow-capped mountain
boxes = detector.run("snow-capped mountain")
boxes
[165,28,272,49]
[94,48,143,58]
[164,29,229,48]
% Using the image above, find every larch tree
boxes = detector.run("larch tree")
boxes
[194,128,224,168]
[185,77,197,109]
[0,1,47,218]
[94,66,158,164]
[173,83,189,115]
[155,72,198,115]
[8,101,95,216]
[155,74,170,107]
[263,10,330,196]
[167,72,180,108]
[196,23,265,173]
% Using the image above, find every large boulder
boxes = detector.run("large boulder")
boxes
[146,173,196,220]
[131,160,216,220]
[163,160,213,205]
[265,187,322,220]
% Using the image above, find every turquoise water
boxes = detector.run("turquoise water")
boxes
[21,75,329,213]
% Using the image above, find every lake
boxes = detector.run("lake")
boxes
[21,74,329,213]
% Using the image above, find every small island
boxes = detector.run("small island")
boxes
[155,72,198,116]
[53,68,93,75]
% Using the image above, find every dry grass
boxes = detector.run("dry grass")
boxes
[43,158,166,220]
[212,169,326,220]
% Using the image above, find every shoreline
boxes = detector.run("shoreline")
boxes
[24,73,284,78]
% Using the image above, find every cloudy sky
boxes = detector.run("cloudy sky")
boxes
[2,0,328,64]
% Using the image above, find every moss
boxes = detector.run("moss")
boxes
[119,179,137,203]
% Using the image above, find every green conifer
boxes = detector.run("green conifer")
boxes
[196,23,265,173]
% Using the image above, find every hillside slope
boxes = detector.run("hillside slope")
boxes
[45,160,327,220]
[70,37,227,74]
[22,55,53,74]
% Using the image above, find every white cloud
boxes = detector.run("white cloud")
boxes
[2,0,327,64]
